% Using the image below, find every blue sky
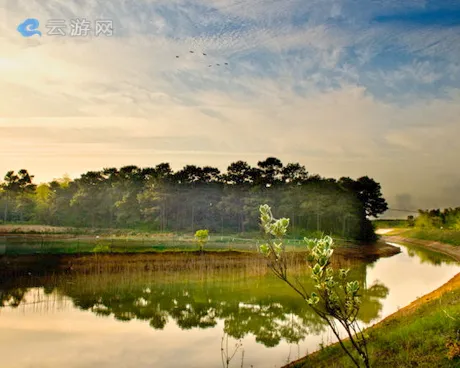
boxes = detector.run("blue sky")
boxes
[1,0,460,216]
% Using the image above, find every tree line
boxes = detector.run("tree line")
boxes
[0,157,389,241]
[409,207,460,230]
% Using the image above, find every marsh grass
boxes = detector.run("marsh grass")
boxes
[0,250,370,284]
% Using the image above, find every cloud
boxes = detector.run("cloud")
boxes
[373,9,460,27]
[1,0,460,211]
[394,194,416,211]
[439,179,460,208]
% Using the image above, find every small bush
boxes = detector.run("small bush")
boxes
[194,229,209,251]
[446,337,460,360]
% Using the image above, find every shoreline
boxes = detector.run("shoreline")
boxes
[0,240,401,279]
[383,234,460,262]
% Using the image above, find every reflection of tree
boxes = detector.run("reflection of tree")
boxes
[280,315,311,344]
[1,263,389,348]
[342,263,390,324]
[405,245,455,266]
[357,282,389,324]
[0,288,27,307]
[170,302,217,329]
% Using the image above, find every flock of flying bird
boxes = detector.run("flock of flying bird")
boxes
[176,50,229,67]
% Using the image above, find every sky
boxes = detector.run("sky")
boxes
[1,0,459,218]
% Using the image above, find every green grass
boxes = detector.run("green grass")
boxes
[0,223,348,240]
[0,235,264,255]
[390,228,460,247]
[0,231,352,256]
[291,284,460,367]
[372,219,410,229]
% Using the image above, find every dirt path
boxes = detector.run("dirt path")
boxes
[375,228,394,235]
[383,233,460,262]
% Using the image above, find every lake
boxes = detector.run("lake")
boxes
[0,242,458,368]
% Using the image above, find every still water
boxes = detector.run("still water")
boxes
[0,243,458,368]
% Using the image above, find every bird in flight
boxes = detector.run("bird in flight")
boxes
[174,50,230,69]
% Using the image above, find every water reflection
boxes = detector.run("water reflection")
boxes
[0,288,27,307]
[1,262,388,348]
[1,243,458,368]
[388,242,457,266]
[221,332,245,368]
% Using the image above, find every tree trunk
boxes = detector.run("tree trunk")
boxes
[221,216,224,238]
[161,203,166,232]
[191,206,195,232]
[3,197,8,222]
[109,192,113,227]
[316,201,320,232]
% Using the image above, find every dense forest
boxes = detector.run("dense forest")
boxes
[0,157,389,241]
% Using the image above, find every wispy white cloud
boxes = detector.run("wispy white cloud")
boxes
[1,0,460,210]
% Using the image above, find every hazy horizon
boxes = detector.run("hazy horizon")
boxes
[1,0,460,218]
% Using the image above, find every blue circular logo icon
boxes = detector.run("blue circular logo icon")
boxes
[17,18,42,37]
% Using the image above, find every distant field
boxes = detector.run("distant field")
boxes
[0,232,323,256]
[372,219,409,229]
[0,223,202,236]
[0,224,76,234]
[0,224,357,254]
[0,234,252,255]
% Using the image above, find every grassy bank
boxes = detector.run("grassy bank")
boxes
[385,228,460,247]
[0,234,323,255]
[0,224,370,243]
[0,224,390,256]
[286,273,460,368]
[0,239,399,260]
